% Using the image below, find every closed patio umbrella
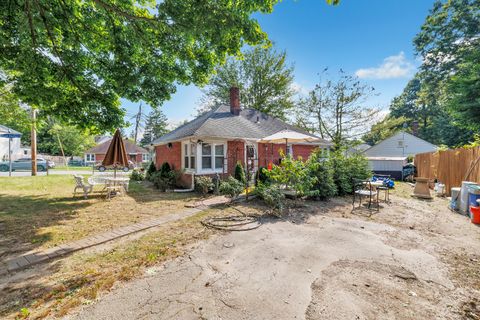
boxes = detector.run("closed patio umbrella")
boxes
[102,129,129,178]
[258,130,321,156]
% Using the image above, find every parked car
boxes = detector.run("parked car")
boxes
[0,157,49,172]
[68,159,85,167]
[95,160,135,172]
[402,163,416,181]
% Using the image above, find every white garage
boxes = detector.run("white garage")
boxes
[366,156,408,180]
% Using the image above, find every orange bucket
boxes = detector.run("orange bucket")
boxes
[470,206,480,224]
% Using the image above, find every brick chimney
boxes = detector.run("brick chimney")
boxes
[412,121,419,136]
[230,87,240,115]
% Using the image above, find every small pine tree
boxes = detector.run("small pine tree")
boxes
[234,162,246,185]
[159,162,171,177]
[306,150,337,200]
[146,161,157,181]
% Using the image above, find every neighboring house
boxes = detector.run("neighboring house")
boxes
[0,125,23,161]
[152,87,332,188]
[363,131,438,180]
[364,131,438,158]
[84,138,150,165]
[346,143,371,155]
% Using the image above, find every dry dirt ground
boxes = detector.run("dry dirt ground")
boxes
[63,185,480,320]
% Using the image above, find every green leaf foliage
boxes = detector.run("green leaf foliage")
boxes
[0,0,278,132]
[306,149,337,200]
[198,46,296,120]
[329,151,371,196]
[254,182,285,215]
[195,176,214,196]
[234,162,246,185]
[140,108,169,146]
[219,176,244,200]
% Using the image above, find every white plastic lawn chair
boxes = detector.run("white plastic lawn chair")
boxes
[73,175,93,199]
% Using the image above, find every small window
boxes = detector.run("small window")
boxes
[142,153,150,162]
[86,154,95,162]
[184,143,196,169]
[398,140,404,147]
[190,143,196,169]
[202,143,212,169]
[184,144,189,169]
[215,145,224,169]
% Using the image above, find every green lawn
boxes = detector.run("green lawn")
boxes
[50,165,93,171]
[0,175,232,319]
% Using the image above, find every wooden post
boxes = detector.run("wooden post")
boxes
[31,108,37,176]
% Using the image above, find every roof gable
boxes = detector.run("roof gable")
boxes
[364,131,437,157]
[85,139,148,154]
[152,105,331,145]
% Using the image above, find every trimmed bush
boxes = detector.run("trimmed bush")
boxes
[146,161,156,181]
[159,162,171,175]
[195,176,214,196]
[151,170,178,192]
[219,176,245,200]
[130,169,145,181]
[255,166,269,185]
[254,182,285,215]
[234,162,246,185]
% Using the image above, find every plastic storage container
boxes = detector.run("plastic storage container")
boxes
[460,181,478,214]
[450,187,461,211]
[468,185,480,217]
[470,206,480,224]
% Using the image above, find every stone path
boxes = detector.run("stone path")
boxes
[2,195,232,274]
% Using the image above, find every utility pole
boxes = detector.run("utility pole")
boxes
[31,108,37,176]
[134,103,142,144]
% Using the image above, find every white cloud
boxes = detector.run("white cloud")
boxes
[355,52,415,79]
[290,82,310,96]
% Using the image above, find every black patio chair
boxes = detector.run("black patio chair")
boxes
[352,178,379,211]
[373,174,391,203]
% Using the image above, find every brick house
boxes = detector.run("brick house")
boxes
[152,87,332,188]
[84,138,150,165]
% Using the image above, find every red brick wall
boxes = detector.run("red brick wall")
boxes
[258,143,287,167]
[257,143,318,167]
[154,142,181,171]
[227,140,245,174]
[292,145,318,161]
[95,154,105,162]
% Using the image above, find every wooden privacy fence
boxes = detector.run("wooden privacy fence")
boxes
[415,146,480,196]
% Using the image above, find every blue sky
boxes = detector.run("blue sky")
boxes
[122,0,435,136]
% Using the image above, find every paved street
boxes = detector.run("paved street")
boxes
[0,170,129,177]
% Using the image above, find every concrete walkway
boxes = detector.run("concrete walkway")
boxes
[2,195,232,274]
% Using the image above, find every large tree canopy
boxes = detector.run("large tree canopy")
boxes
[198,45,295,120]
[0,0,280,132]
[413,0,480,132]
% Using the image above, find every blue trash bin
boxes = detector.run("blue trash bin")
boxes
[467,185,480,217]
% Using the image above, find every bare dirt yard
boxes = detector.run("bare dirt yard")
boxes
[63,183,480,320]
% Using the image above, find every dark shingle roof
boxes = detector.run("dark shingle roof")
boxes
[85,139,148,154]
[152,105,331,145]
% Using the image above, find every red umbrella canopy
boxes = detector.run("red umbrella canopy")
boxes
[102,129,129,168]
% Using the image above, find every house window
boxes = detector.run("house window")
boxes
[202,143,212,169]
[398,140,404,147]
[215,145,224,169]
[193,142,226,171]
[142,153,150,162]
[183,143,196,170]
[86,154,95,162]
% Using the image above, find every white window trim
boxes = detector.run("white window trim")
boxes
[183,140,227,174]
[181,142,196,173]
[85,153,95,162]
[142,153,150,162]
